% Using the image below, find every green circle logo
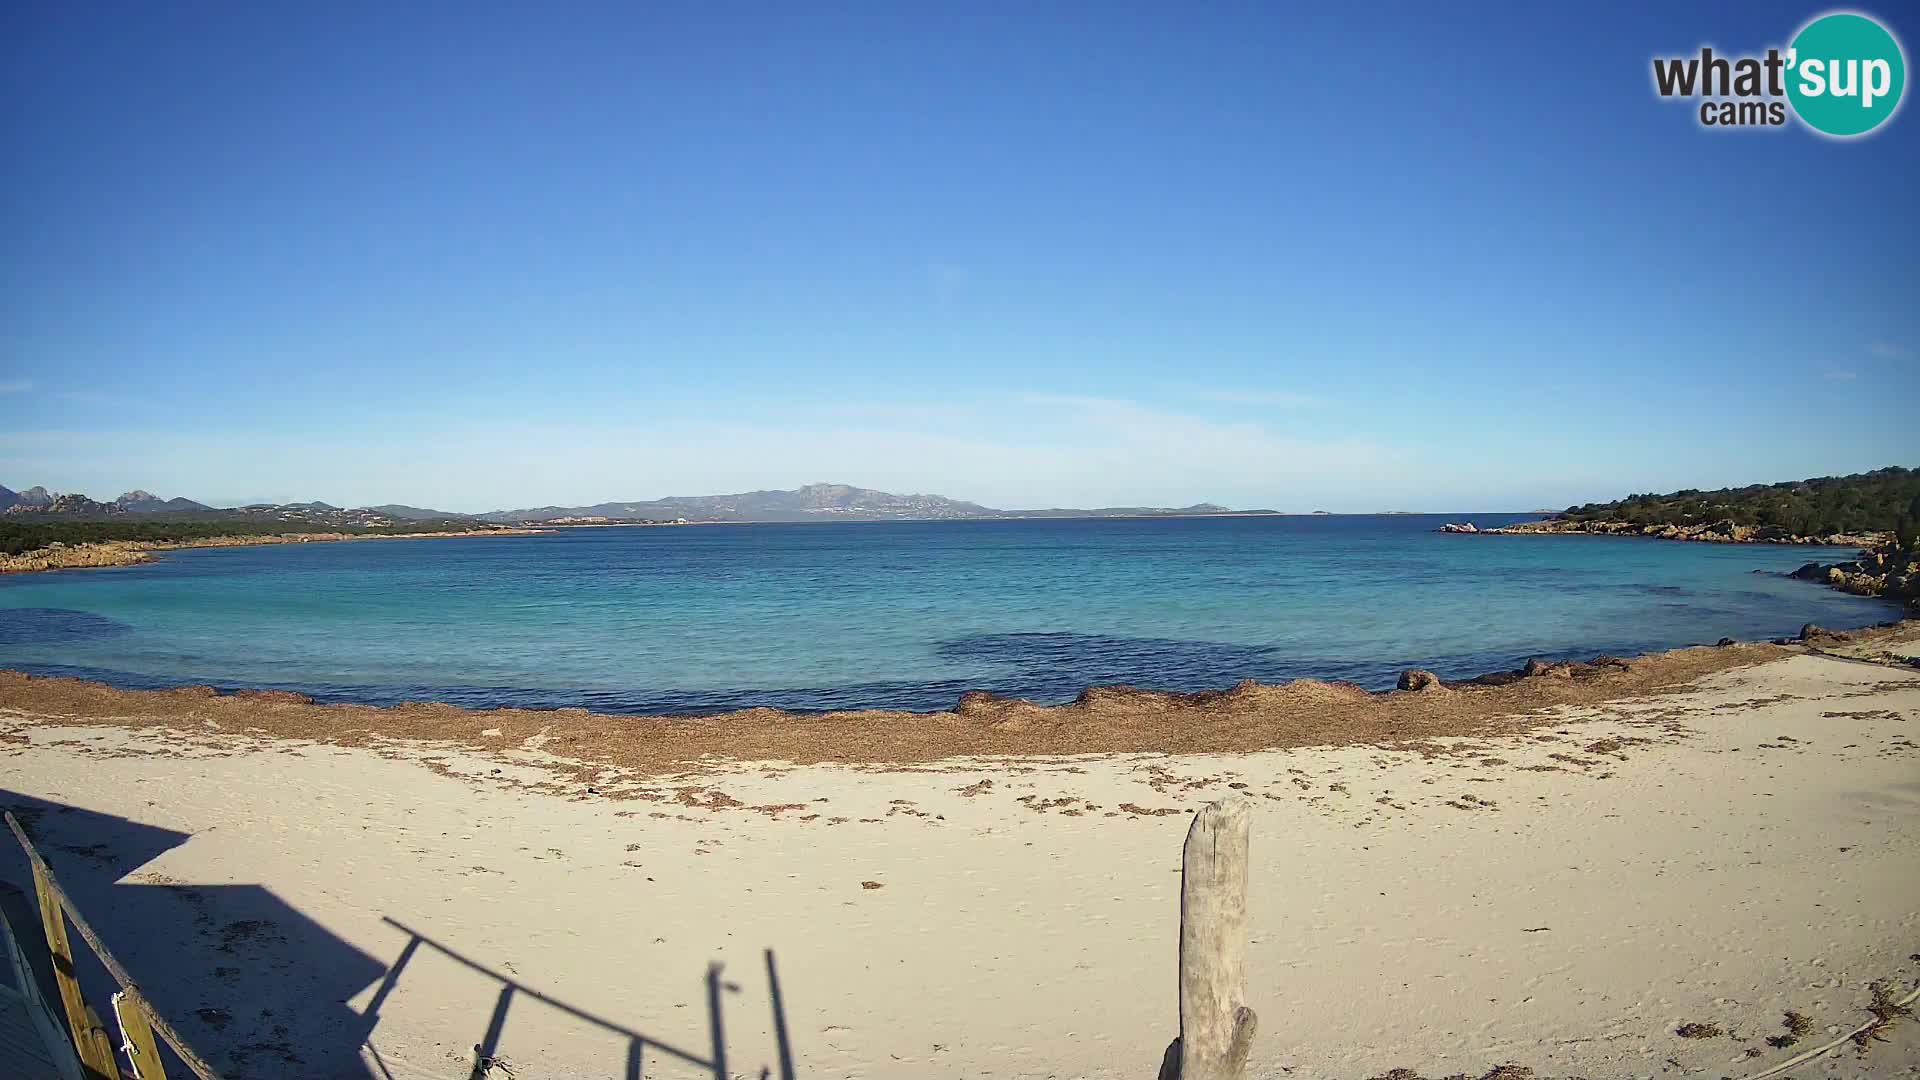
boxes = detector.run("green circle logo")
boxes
[1787,12,1907,136]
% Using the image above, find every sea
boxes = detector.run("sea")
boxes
[0,515,1901,715]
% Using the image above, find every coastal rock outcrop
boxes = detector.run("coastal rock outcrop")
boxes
[1824,566,1883,596]
[0,541,157,573]
[1437,522,1479,533]
[1,527,547,576]
[1469,509,1919,613]
[1480,517,1886,547]
[1781,540,1920,612]
[1396,669,1447,693]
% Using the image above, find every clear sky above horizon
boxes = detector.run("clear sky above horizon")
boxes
[3,1,1915,513]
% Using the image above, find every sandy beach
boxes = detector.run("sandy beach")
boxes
[2,629,1917,1080]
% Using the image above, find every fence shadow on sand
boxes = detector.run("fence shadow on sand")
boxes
[376,919,797,1080]
[1,789,796,1080]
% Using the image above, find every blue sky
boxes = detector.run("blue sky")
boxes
[2,1,1915,512]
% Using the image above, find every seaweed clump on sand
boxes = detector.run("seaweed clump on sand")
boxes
[1673,1021,1722,1039]
[1767,1009,1815,1048]
[1365,1065,1535,1080]
[1853,981,1917,1050]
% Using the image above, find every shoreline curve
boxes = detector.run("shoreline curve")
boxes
[4,620,1913,777]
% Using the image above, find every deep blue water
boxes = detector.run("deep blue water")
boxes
[0,516,1901,714]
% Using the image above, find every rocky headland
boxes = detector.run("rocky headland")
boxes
[1440,516,1886,546]
[1436,517,1919,613]
[1787,541,1920,612]
[0,527,547,574]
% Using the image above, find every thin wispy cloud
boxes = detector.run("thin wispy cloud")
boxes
[2,396,1404,512]
[1824,371,1858,381]
[1867,342,1908,359]
[0,379,32,395]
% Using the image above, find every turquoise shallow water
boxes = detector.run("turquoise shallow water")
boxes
[0,515,1901,714]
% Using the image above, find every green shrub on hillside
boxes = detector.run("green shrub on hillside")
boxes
[0,517,477,556]
[1560,467,1920,537]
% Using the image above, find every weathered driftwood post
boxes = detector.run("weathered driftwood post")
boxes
[1159,798,1256,1080]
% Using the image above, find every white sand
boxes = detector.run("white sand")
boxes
[2,652,1917,1080]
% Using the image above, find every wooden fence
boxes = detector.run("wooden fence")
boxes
[4,811,225,1080]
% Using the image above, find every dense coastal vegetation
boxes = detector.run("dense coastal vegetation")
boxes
[1557,467,1920,536]
[1476,468,1920,611]
[0,516,498,557]
[0,517,542,575]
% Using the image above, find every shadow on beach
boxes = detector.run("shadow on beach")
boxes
[0,790,794,1080]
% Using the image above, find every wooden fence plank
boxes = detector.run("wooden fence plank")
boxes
[113,992,169,1080]
[80,1003,120,1080]
[9,813,224,1080]
[32,863,119,1079]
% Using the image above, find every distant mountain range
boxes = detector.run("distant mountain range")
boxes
[469,483,1252,523]
[0,485,211,515]
[475,483,1262,523]
[1,481,1268,526]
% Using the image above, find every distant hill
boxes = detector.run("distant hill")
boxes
[479,483,1262,523]
[2,480,1265,526]
[480,483,997,523]
[4,491,121,516]
[115,490,211,514]
[0,485,53,512]
[1,485,456,531]
[1557,466,1920,535]
[366,504,474,521]
[226,503,446,529]
[4,486,209,515]
[992,502,1240,519]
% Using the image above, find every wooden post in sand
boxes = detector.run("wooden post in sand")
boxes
[1159,798,1256,1080]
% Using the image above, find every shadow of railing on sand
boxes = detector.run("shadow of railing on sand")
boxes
[379,917,798,1080]
[1,790,801,1080]
[1,790,389,1079]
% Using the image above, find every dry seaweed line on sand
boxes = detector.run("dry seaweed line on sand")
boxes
[1729,980,1920,1080]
